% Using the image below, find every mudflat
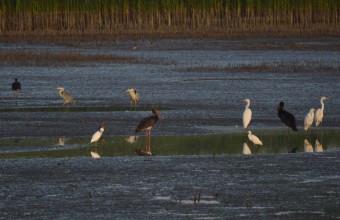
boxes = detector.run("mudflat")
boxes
[1,152,339,219]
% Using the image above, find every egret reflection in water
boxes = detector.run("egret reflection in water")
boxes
[314,140,323,152]
[242,142,251,155]
[304,139,313,153]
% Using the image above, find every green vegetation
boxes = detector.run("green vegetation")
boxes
[0,0,339,40]
[1,129,339,159]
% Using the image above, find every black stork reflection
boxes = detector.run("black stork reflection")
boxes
[277,101,297,131]
[135,106,161,156]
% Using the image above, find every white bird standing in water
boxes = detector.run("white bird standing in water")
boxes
[304,139,313,152]
[242,99,252,130]
[57,87,76,106]
[314,140,323,152]
[304,108,315,131]
[242,142,252,155]
[91,124,105,145]
[315,96,328,127]
[247,131,263,146]
[126,88,139,106]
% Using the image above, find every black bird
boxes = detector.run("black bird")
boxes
[135,106,161,156]
[277,102,298,131]
[12,78,21,105]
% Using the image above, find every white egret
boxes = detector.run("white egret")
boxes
[242,99,252,130]
[315,96,328,127]
[90,151,100,159]
[304,139,313,153]
[91,124,105,145]
[242,142,252,155]
[304,108,315,131]
[314,140,323,152]
[247,131,263,146]
[125,88,139,106]
[135,106,161,156]
[57,87,76,106]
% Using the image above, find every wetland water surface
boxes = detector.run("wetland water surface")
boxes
[0,39,339,158]
[0,39,340,219]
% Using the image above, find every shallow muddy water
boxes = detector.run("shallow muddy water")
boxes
[0,39,339,219]
[0,38,339,157]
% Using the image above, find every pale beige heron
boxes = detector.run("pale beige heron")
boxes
[57,87,76,106]
[125,88,139,106]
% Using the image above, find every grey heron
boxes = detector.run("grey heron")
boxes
[57,87,76,106]
[125,88,139,106]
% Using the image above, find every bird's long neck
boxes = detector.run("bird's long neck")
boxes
[245,102,250,110]
[320,100,325,111]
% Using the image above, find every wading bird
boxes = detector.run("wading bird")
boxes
[135,106,161,156]
[304,108,315,131]
[91,123,105,146]
[315,96,328,127]
[12,78,21,105]
[247,131,263,147]
[314,140,323,152]
[277,102,297,131]
[304,139,313,153]
[242,99,252,130]
[126,88,139,106]
[57,87,76,106]
[242,142,252,155]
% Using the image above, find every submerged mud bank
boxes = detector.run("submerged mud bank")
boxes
[1,152,339,219]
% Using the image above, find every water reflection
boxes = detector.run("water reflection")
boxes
[125,136,138,144]
[304,139,313,152]
[90,151,100,158]
[314,140,323,152]
[0,129,339,158]
[242,142,251,155]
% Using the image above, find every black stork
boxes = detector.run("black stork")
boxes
[277,101,298,131]
[12,78,21,105]
[135,106,161,156]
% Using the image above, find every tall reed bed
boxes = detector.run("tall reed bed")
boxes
[0,0,339,40]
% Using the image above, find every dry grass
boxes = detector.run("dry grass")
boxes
[183,61,340,73]
[0,50,173,66]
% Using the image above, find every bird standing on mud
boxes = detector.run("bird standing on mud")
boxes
[91,123,105,146]
[315,96,328,127]
[304,108,315,131]
[242,99,252,130]
[277,102,297,131]
[57,87,76,106]
[126,88,139,106]
[12,78,21,105]
[135,106,161,156]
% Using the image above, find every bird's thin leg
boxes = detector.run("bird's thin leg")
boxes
[148,130,151,153]
[145,130,148,151]
[146,130,151,153]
